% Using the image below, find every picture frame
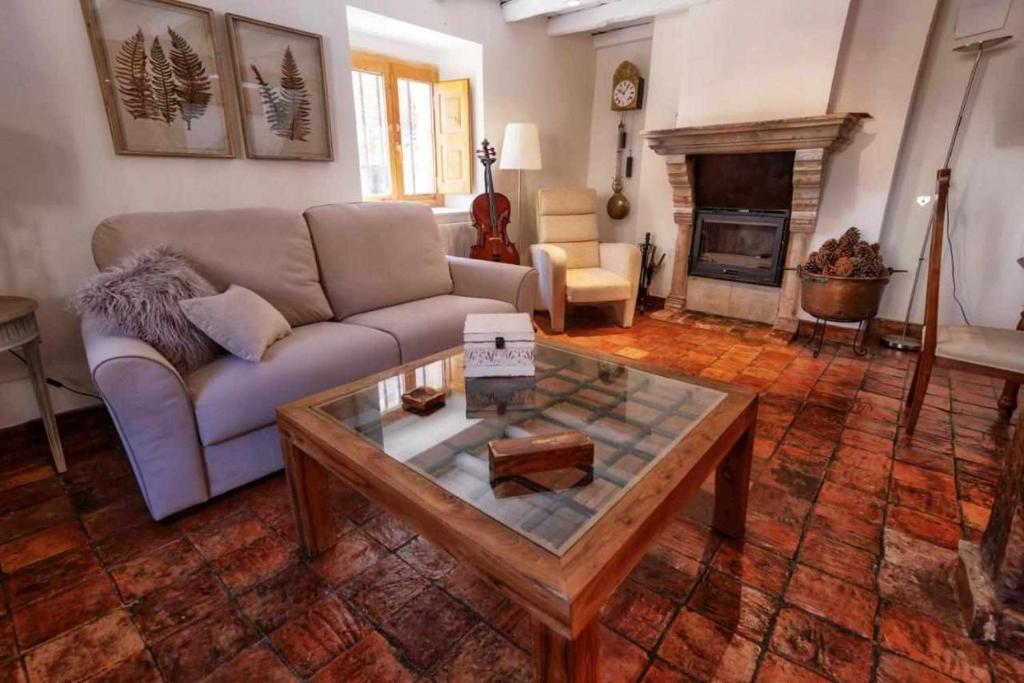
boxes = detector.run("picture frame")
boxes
[80,0,235,158]
[225,14,334,161]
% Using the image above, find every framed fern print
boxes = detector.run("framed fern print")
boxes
[80,0,235,158]
[226,15,333,161]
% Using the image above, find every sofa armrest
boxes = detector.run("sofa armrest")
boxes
[82,315,209,519]
[600,242,642,291]
[529,244,568,332]
[447,256,538,313]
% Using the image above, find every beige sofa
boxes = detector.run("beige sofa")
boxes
[81,201,537,519]
[530,188,641,333]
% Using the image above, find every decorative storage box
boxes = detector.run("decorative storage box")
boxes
[463,313,535,378]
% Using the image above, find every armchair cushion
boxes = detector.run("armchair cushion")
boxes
[935,325,1024,374]
[550,241,600,270]
[537,188,600,269]
[565,268,632,303]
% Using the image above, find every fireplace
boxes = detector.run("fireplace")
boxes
[643,113,869,330]
[690,209,789,287]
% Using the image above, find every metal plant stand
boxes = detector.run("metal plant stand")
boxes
[809,317,870,359]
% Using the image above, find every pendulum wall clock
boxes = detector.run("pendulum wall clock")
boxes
[608,61,645,220]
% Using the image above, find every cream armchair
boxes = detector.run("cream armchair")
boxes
[531,188,641,333]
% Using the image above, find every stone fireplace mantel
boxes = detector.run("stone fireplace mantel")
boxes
[643,113,869,332]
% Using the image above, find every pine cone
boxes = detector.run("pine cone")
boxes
[819,239,839,260]
[839,227,861,248]
[852,242,885,276]
[803,251,823,274]
[834,256,855,277]
[854,243,875,261]
[837,227,860,257]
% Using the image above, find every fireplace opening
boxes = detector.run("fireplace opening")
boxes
[689,208,789,286]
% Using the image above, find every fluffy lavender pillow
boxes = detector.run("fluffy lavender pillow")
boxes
[70,246,219,373]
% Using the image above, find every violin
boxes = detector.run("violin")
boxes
[471,139,520,264]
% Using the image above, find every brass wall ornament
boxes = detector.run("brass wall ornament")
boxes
[607,177,630,220]
[608,119,630,219]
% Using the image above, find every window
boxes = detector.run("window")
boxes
[350,51,472,202]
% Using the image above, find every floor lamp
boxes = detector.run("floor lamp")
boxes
[499,123,543,262]
[882,34,1013,351]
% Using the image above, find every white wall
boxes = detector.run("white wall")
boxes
[630,13,686,297]
[586,0,952,318]
[0,0,594,428]
[589,0,850,299]
[815,0,939,247]
[674,0,850,126]
[879,0,1024,329]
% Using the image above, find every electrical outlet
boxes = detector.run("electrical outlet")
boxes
[916,195,932,207]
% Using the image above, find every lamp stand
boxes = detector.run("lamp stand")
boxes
[881,35,1012,352]
[515,168,526,261]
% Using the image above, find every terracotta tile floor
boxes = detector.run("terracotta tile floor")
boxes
[1,309,1020,682]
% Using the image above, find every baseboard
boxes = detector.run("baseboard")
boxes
[0,404,110,442]
[794,317,923,344]
[640,296,666,312]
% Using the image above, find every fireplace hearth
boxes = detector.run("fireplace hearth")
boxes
[690,209,789,287]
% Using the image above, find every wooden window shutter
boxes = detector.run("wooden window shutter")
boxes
[433,79,473,195]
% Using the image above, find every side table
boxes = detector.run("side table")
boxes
[1,296,67,473]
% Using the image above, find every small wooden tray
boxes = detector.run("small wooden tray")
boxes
[488,430,594,481]
[401,386,446,414]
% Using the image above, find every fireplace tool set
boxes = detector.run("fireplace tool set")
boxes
[636,232,665,313]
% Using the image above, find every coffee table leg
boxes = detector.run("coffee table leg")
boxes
[281,435,338,557]
[712,421,754,539]
[533,618,599,682]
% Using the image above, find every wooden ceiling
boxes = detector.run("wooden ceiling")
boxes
[500,0,712,36]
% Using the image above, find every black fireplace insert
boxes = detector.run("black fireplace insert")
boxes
[689,208,789,286]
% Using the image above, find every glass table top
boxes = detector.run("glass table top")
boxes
[314,344,726,556]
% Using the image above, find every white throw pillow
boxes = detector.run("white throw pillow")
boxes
[180,285,291,362]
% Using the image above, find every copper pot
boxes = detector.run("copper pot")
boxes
[798,266,890,322]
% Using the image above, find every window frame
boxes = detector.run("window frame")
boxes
[350,50,441,205]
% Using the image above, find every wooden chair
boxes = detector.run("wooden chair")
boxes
[905,168,1024,433]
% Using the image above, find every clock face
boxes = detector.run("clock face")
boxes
[613,80,636,108]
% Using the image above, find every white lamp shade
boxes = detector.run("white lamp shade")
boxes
[499,123,542,171]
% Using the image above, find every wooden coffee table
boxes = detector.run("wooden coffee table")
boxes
[277,341,757,681]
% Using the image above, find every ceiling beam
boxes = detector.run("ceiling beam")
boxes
[501,0,605,23]
[547,0,710,36]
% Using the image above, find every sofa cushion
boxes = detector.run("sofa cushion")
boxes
[304,202,453,319]
[566,267,632,303]
[93,208,333,327]
[186,322,400,445]
[345,294,514,363]
[181,285,292,363]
